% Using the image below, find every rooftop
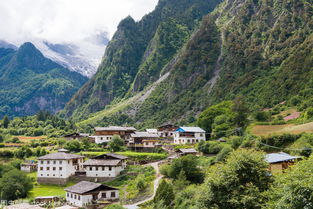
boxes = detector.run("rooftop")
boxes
[95,126,136,132]
[265,152,300,163]
[131,132,159,138]
[176,127,205,133]
[65,181,117,194]
[93,153,128,160]
[83,159,121,166]
[38,152,84,160]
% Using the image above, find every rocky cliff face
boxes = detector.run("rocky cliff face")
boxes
[0,42,87,118]
[60,0,222,120]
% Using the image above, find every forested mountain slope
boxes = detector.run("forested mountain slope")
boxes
[69,0,312,129]
[0,42,87,118]
[61,0,222,120]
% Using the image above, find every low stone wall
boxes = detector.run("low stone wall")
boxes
[69,176,116,183]
[37,177,69,185]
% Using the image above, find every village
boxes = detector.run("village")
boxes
[4,124,301,209]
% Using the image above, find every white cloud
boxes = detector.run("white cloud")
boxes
[0,0,158,76]
[0,0,158,45]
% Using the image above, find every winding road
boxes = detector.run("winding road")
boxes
[123,161,164,209]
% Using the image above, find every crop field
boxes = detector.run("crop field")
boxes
[251,122,313,136]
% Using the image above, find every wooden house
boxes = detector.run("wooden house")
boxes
[93,126,136,144]
[265,152,300,173]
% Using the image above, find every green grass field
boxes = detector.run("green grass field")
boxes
[27,172,74,198]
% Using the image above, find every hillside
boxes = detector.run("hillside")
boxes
[60,0,222,120]
[0,42,87,118]
[66,0,312,129]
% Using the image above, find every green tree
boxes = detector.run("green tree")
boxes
[169,155,204,183]
[0,169,33,201]
[108,135,125,152]
[232,96,249,127]
[64,140,82,152]
[154,180,174,207]
[197,101,234,134]
[266,155,313,208]
[196,149,272,209]
[2,115,10,128]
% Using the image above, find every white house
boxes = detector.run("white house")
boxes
[65,181,119,207]
[93,126,136,144]
[21,162,37,172]
[37,150,85,185]
[174,127,206,144]
[82,153,128,178]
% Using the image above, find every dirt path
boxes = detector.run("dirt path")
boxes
[123,161,164,209]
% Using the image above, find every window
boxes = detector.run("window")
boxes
[59,167,62,171]
[40,167,43,171]
[102,193,106,198]
[67,193,69,197]
[53,167,56,171]
[40,161,43,164]
[71,194,73,198]
[53,161,56,164]
[102,167,105,171]
[59,161,62,164]
[74,194,77,199]
[96,167,98,171]
[89,167,92,171]
[109,167,112,171]
[111,192,116,198]
[41,174,43,176]
[47,174,49,176]
[78,195,80,200]
[47,167,50,171]
[47,161,50,164]
[200,133,203,137]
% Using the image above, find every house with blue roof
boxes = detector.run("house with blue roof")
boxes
[265,152,300,173]
[174,127,206,144]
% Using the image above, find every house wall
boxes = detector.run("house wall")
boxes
[66,192,93,207]
[174,132,206,144]
[85,166,123,177]
[95,135,113,144]
[99,190,119,200]
[21,165,36,172]
[37,158,84,182]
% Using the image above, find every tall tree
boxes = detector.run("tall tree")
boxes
[2,115,10,128]
[154,180,175,207]
[108,135,125,152]
[232,96,249,127]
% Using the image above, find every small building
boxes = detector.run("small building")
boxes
[63,133,90,140]
[129,132,159,148]
[82,153,128,178]
[157,124,179,138]
[37,150,85,185]
[265,152,300,173]
[176,148,198,156]
[142,139,161,148]
[146,129,158,134]
[35,196,60,204]
[21,161,37,172]
[65,181,119,207]
[174,127,206,144]
[93,126,136,144]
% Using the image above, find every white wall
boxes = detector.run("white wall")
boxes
[95,135,113,144]
[66,192,92,207]
[174,132,206,144]
[37,158,84,179]
[85,166,123,177]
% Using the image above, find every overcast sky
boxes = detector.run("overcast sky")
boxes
[0,0,158,46]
